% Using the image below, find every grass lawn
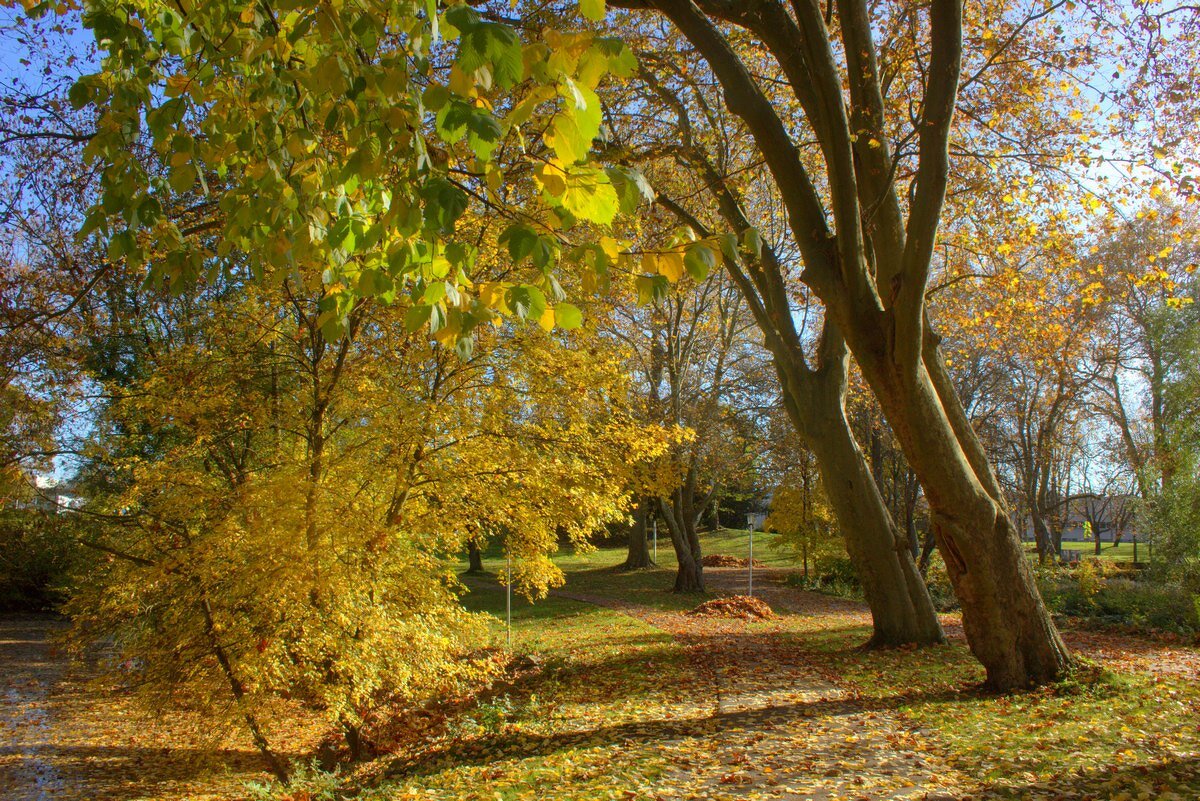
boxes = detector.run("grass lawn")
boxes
[252,533,1200,800]
[445,537,1200,799]
[462,527,793,614]
[1057,540,1147,562]
[1020,540,1149,562]
[366,579,697,800]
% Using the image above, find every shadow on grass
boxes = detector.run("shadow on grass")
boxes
[970,755,1200,799]
[382,683,968,781]
[0,743,293,799]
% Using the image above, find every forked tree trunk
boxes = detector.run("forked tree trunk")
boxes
[854,347,1072,689]
[778,361,944,647]
[650,162,942,643]
[660,492,705,592]
[626,0,1069,690]
[623,498,654,570]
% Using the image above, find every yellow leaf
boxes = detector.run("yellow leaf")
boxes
[538,305,555,331]
[599,235,621,262]
[535,162,568,197]
[448,65,476,97]
[658,251,684,282]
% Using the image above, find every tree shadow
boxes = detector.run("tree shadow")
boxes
[380,683,967,781]
[0,742,300,800]
[970,754,1200,799]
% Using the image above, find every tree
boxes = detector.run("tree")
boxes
[606,265,762,592]
[596,0,1087,686]
[57,0,1199,686]
[601,51,942,641]
[64,246,668,777]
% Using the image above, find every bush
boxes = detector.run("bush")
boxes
[0,509,78,611]
[1037,561,1200,634]
[784,556,862,599]
[923,556,959,612]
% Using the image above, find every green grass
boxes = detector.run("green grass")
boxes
[1022,540,1147,562]
[1057,540,1146,561]
[264,529,1200,801]
[466,526,798,574]
[347,572,697,801]
[461,527,795,614]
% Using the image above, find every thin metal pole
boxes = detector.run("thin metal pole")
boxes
[748,526,754,598]
[505,553,512,648]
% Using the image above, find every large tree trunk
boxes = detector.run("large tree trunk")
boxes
[622,498,654,570]
[649,152,942,643]
[466,541,485,574]
[852,345,1071,689]
[781,365,945,647]
[660,492,704,592]
[628,0,1069,691]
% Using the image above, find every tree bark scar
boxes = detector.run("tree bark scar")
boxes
[935,518,968,577]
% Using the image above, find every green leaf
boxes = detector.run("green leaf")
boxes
[579,0,606,21]
[545,79,601,164]
[405,304,432,333]
[555,302,583,329]
[591,37,637,78]
[329,216,358,252]
[455,16,524,89]
[717,232,740,263]
[506,284,547,322]
[634,274,670,306]
[500,224,539,263]
[67,77,91,110]
[743,227,763,258]
[607,166,654,214]
[684,243,716,281]
[423,83,451,112]
[436,101,502,159]
[420,178,469,234]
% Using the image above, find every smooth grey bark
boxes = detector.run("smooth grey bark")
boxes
[662,484,705,592]
[775,339,944,647]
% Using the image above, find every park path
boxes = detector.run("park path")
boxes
[0,614,313,801]
[556,569,968,800]
[0,615,71,800]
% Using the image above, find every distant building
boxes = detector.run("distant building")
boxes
[1022,494,1139,543]
[32,475,83,515]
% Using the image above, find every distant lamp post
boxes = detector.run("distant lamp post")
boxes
[746,512,765,598]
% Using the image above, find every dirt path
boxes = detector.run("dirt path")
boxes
[0,614,314,801]
[1,615,71,800]
[556,573,968,799]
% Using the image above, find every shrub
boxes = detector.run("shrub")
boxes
[0,509,78,611]
[1037,563,1200,634]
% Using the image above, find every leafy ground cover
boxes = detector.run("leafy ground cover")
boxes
[4,537,1199,800]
